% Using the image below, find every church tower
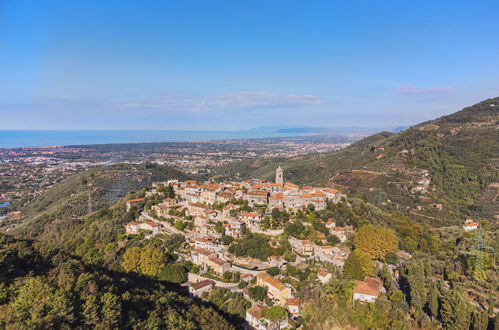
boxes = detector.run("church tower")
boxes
[276,165,284,186]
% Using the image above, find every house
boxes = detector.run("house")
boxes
[241,273,255,282]
[126,198,144,212]
[189,280,214,297]
[205,256,231,275]
[243,190,269,206]
[286,298,300,315]
[187,202,212,217]
[246,305,267,329]
[125,221,140,234]
[224,221,245,238]
[239,212,262,224]
[352,277,384,303]
[317,269,332,284]
[463,219,479,231]
[322,188,344,203]
[246,305,289,330]
[329,226,349,242]
[269,193,285,208]
[200,183,222,203]
[125,221,162,235]
[217,191,236,203]
[292,240,314,256]
[256,272,292,305]
[194,235,220,251]
[191,248,216,264]
[284,182,299,191]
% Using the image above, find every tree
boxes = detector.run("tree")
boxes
[6,277,74,328]
[428,282,439,318]
[326,234,341,246]
[354,224,398,260]
[441,289,472,330]
[471,308,488,330]
[249,286,267,301]
[140,246,166,276]
[266,267,280,276]
[121,246,142,273]
[158,264,187,283]
[121,246,166,277]
[408,261,426,310]
[262,306,288,330]
[82,295,100,326]
[221,235,234,246]
[343,249,374,280]
[100,292,121,328]
[284,221,306,239]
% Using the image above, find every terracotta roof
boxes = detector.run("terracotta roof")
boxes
[284,182,299,188]
[195,235,217,243]
[192,248,214,256]
[223,204,237,211]
[286,298,300,306]
[127,198,144,203]
[247,305,266,319]
[318,269,330,277]
[240,212,261,217]
[246,190,269,196]
[145,221,161,227]
[126,221,139,226]
[270,193,284,200]
[208,256,228,266]
[190,279,213,290]
[300,194,315,198]
[200,183,221,191]
[188,202,210,209]
[257,272,286,291]
[353,277,382,297]
[323,188,340,194]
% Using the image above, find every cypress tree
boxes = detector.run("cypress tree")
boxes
[428,282,439,318]
[441,289,472,330]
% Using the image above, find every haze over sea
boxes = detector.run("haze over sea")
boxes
[0,130,300,148]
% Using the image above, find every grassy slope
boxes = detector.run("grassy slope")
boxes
[213,97,499,224]
[13,163,187,238]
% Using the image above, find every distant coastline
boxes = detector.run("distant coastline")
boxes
[0,130,299,148]
[0,127,385,149]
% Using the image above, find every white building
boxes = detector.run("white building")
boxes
[352,277,384,303]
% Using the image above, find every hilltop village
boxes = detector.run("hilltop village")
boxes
[123,167,389,329]
[120,164,491,330]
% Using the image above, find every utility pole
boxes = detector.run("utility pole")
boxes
[466,227,491,280]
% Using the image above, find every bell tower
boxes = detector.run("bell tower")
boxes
[276,165,284,186]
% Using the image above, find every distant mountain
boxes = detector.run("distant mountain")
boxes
[276,127,333,134]
[213,97,499,224]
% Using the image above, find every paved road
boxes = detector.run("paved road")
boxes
[188,273,241,291]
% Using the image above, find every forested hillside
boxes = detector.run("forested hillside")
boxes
[0,234,234,329]
[212,97,499,224]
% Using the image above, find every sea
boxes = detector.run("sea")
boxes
[0,130,295,148]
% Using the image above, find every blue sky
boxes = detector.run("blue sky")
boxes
[1,0,498,130]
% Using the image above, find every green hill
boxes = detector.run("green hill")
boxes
[212,97,499,224]
[0,234,234,329]
[13,163,187,239]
